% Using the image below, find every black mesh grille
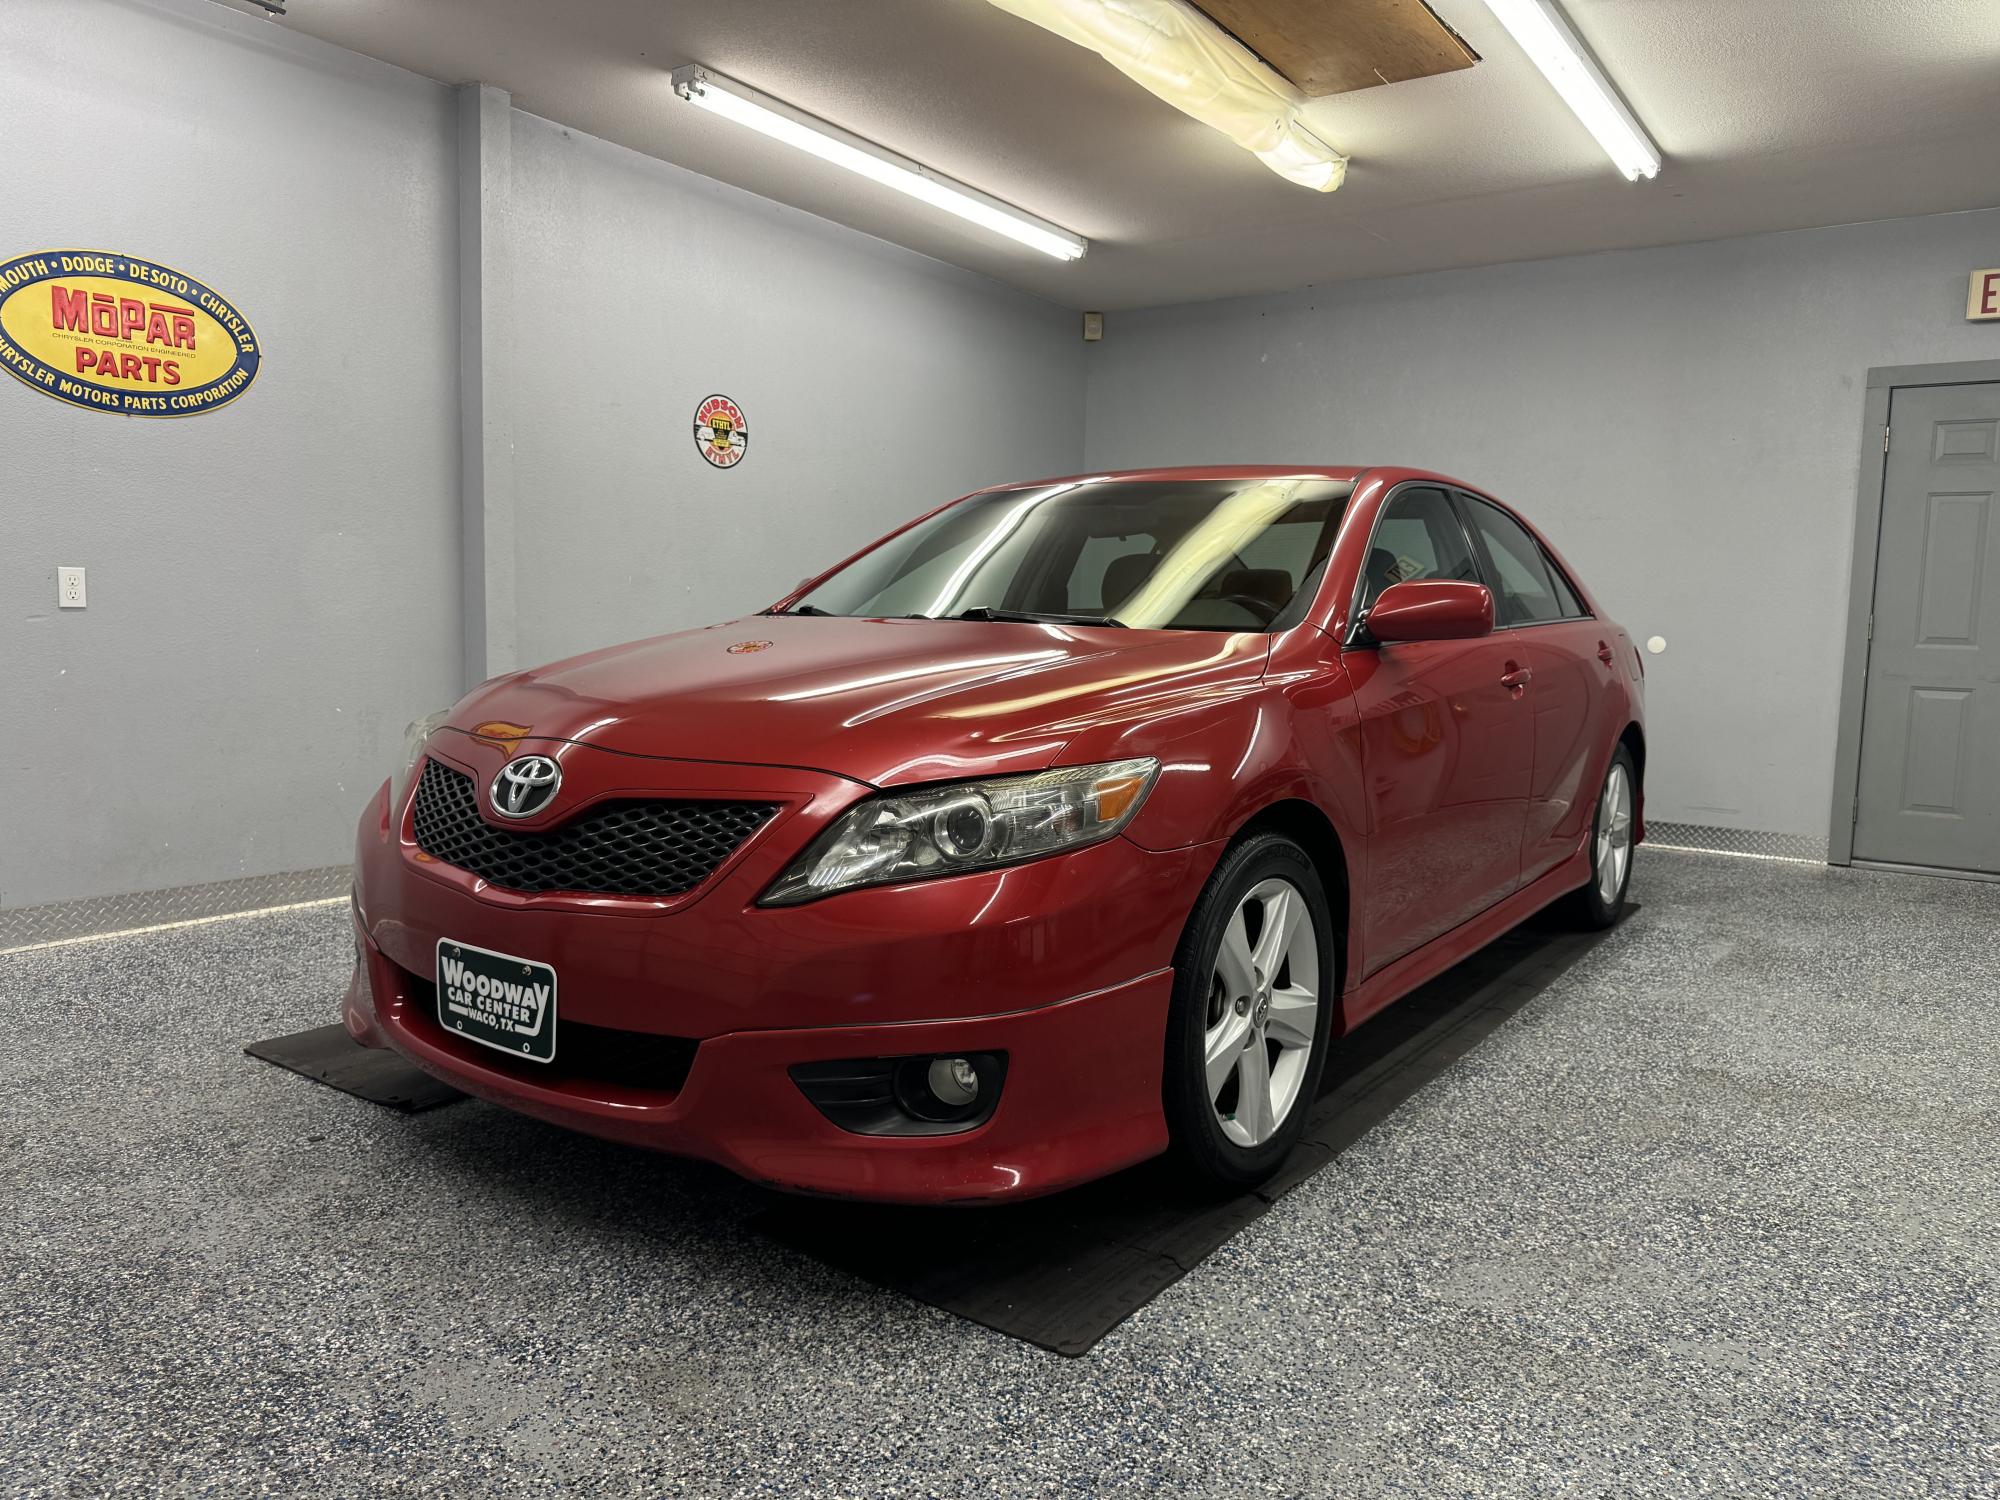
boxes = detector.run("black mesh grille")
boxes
[411,758,774,897]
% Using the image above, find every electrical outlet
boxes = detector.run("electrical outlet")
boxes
[57,566,86,609]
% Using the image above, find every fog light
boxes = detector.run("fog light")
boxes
[791,1051,1008,1135]
[928,1056,980,1108]
[893,1052,989,1124]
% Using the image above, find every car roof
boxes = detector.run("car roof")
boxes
[977,465,1539,514]
[982,464,1371,490]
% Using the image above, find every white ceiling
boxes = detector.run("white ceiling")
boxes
[247,0,2000,310]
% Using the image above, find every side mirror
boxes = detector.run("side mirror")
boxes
[1364,579,1494,643]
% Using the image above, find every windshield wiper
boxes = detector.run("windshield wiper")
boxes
[952,606,1126,628]
[769,604,836,617]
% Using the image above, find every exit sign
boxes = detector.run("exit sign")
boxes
[1971,268,2000,320]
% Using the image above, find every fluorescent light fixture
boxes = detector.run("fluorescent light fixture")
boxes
[1477,0,1661,181]
[670,65,1087,261]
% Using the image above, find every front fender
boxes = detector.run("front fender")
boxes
[1115,652,1364,855]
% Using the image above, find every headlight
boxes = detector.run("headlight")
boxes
[390,708,451,810]
[762,757,1160,906]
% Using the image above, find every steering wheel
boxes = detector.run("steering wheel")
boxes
[1214,593,1282,626]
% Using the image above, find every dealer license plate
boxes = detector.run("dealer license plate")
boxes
[436,939,557,1063]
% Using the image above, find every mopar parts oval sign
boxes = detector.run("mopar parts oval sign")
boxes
[0,250,261,417]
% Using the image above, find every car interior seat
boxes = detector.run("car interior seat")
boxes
[1364,547,1402,604]
[1100,551,1157,611]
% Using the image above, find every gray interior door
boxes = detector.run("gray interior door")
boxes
[1852,382,2000,874]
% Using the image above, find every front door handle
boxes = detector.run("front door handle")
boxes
[1500,665,1533,694]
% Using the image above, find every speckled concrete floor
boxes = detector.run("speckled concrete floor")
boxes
[2,850,1995,1498]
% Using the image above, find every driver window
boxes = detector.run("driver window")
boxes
[1360,488,1478,613]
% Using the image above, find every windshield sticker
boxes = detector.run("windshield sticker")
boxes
[694,393,749,468]
[0,250,261,417]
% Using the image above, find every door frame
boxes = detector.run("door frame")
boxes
[1828,359,2000,866]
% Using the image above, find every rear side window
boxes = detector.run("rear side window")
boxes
[1461,495,1566,626]
[1545,556,1589,618]
[1359,487,1480,612]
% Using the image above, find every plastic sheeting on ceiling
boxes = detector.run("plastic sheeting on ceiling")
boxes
[984,0,1348,192]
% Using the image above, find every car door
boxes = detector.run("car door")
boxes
[1344,485,1535,974]
[1456,492,1609,886]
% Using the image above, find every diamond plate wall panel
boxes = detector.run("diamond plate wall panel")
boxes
[1643,822,1828,864]
[0,866,351,950]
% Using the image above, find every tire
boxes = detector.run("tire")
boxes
[1163,832,1337,1193]
[1567,744,1637,929]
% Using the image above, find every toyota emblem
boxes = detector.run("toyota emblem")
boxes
[490,755,562,819]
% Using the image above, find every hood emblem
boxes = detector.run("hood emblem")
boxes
[727,639,774,654]
[490,755,561,819]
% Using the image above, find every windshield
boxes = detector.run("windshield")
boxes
[790,478,1354,631]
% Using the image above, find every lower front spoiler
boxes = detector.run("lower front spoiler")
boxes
[345,922,1173,1203]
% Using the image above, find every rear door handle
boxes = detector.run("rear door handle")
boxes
[1501,666,1533,692]
[1597,641,1616,667]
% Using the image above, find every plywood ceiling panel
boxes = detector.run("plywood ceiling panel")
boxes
[1193,0,1478,95]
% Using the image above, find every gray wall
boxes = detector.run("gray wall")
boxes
[506,116,1083,667]
[1085,209,2000,845]
[1,0,1085,911]
[13,0,1993,910]
[1,0,461,910]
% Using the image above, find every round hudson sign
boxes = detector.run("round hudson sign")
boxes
[0,250,261,417]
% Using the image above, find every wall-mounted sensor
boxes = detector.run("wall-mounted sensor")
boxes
[1646,635,1666,654]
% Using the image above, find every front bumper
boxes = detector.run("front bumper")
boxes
[345,745,1211,1202]
[346,917,1174,1202]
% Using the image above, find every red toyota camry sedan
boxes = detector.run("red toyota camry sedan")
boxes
[344,467,1644,1202]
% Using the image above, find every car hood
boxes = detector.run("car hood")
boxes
[446,616,1273,787]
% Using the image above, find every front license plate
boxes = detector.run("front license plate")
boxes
[436,939,557,1063]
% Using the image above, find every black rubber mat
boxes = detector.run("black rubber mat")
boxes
[754,905,1637,1356]
[245,1022,467,1113]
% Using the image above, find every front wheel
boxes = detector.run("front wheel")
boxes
[1162,833,1336,1192]
[1568,745,1637,929]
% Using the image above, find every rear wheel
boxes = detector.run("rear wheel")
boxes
[1163,833,1335,1192]
[1568,745,1636,929]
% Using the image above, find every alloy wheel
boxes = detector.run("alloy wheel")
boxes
[1203,877,1320,1148]
[1596,761,1634,906]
